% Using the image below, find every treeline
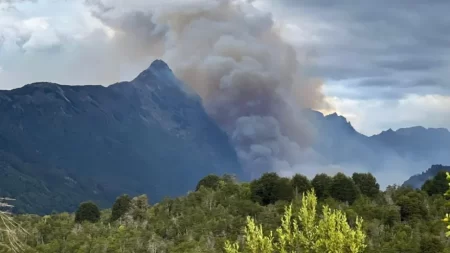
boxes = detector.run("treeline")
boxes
[2,171,450,252]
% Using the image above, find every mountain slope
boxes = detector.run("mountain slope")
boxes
[402,164,450,188]
[0,60,242,214]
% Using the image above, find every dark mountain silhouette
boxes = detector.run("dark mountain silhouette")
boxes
[402,164,450,189]
[0,60,242,214]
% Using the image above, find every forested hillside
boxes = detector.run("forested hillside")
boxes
[2,171,450,253]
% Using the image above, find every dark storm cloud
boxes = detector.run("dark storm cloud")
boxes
[275,0,450,99]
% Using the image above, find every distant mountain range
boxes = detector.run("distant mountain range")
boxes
[1,59,449,214]
[0,60,241,214]
[302,109,450,187]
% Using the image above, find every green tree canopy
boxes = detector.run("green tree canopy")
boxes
[224,190,367,253]
[110,194,132,222]
[311,173,332,200]
[422,170,449,196]
[196,174,222,191]
[74,201,100,223]
[250,173,292,205]
[130,194,149,220]
[291,173,312,195]
[352,172,380,198]
[396,191,427,221]
[330,173,360,204]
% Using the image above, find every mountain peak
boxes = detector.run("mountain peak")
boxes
[133,59,174,83]
[148,59,171,71]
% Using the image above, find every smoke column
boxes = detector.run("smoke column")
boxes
[86,0,328,177]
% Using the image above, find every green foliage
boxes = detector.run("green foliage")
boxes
[422,170,449,196]
[224,190,366,253]
[291,173,312,195]
[330,172,360,204]
[110,194,132,222]
[352,172,380,198]
[420,235,444,253]
[74,201,100,223]
[442,172,450,237]
[396,191,427,221]
[311,173,332,199]
[196,174,222,191]
[129,194,149,221]
[6,171,450,252]
[250,173,292,205]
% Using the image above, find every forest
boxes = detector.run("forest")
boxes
[1,170,450,253]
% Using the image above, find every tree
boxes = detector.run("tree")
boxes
[330,173,360,204]
[422,170,449,196]
[130,194,149,220]
[291,173,312,195]
[250,173,293,205]
[196,174,222,191]
[352,173,380,198]
[110,194,132,222]
[311,173,332,200]
[224,190,366,253]
[75,201,100,223]
[396,191,427,221]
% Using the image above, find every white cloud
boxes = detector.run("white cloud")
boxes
[327,94,450,135]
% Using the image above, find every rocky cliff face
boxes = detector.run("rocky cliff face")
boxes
[0,60,242,214]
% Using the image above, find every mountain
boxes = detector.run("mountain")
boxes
[302,109,450,186]
[1,59,449,214]
[402,164,450,189]
[372,127,450,162]
[0,60,242,214]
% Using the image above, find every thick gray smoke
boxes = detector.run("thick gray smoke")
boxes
[86,0,329,177]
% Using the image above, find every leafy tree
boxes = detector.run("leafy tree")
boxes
[74,201,100,223]
[352,172,380,198]
[196,174,222,191]
[422,170,449,196]
[250,173,292,205]
[420,235,444,253]
[291,173,312,195]
[130,194,149,220]
[4,171,450,253]
[396,191,427,221]
[224,190,366,253]
[110,194,132,222]
[311,173,332,199]
[330,173,360,204]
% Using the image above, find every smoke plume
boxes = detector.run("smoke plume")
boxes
[86,0,329,177]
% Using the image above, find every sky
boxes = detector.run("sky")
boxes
[1,0,449,135]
